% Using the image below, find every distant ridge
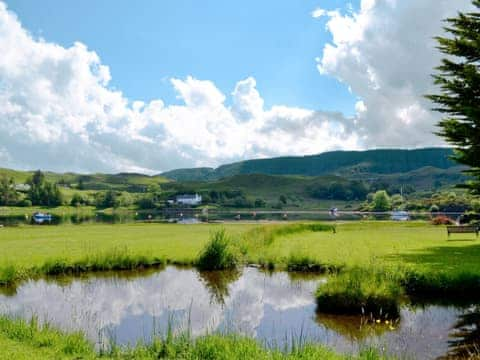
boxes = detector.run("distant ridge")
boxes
[160,148,457,181]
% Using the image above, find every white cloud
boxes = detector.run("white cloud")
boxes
[1,0,473,174]
[311,8,327,18]
[0,2,360,174]
[315,0,475,148]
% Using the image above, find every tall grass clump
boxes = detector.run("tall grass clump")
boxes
[402,270,480,303]
[39,247,166,276]
[197,229,238,271]
[0,264,23,286]
[112,333,385,359]
[0,315,94,357]
[286,254,341,273]
[0,316,389,359]
[316,267,402,319]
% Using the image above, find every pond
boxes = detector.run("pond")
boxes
[0,210,459,226]
[0,266,477,359]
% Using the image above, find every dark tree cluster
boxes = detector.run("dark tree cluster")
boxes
[428,1,480,194]
[27,170,63,206]
[0,177,18,206]
[308,181,369,201]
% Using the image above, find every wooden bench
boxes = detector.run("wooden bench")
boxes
[447,225,479,238]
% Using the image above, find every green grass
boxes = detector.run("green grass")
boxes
[3,221,480,313]
[0,316,96,360]
[0,223,252,266]
[0,205,97,216]
[0,316,388,360]
[197,229,238,270]
[316,267,403,318]
[241,221,480,273]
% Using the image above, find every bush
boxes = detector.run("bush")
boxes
[371,190,391,212]
[137,196,156,209]
[431,215,454,225]
[17,199,32,207]
[197,229,238,271]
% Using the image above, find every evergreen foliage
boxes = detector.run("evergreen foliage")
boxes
[27,170,63,206]
[0,176,18,206]
[427,1,480,193]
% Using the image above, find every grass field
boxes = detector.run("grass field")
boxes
[1,221,479,277]
[0,316,386,360]
[0,223,255,270]
[244,221,480,272]
[1,220,479,358]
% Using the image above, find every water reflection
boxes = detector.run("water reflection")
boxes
[0,267,477,359]
[0,210,450,227]
[198,270,241,305]
[443,306,480,359]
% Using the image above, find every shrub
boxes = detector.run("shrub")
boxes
[197,229,238,271]
[316,267,401,319]
[17,199,32,207]
[431,215,454,225]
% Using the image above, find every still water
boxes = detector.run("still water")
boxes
[0,267,477,359]
[0,210,449,226]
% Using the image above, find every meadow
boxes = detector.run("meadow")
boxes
[1,220,480,358]
[1,221,479,282]
[0,316,386,360]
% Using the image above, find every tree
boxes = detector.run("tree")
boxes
[70,193,85,207]
[96,190,119,209]
[27,170,63,206]
[0,176,18,206]
[427,2,480,194]
[254,198,267,208]
[391,194,405,209]
[372,190,392,212]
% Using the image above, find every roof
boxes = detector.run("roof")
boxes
[176,194,200,199]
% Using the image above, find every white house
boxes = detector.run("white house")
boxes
[176,194,202,206]
[14,184,31,192]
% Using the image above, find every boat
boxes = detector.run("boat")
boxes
[391,210,409,221]
[32,212,53,224]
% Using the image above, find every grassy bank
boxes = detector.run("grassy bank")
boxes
[2,221,480,312]
[316,267,403,319]
[315,265,480,318]
[0,222,335,285]
[0,316,387,360]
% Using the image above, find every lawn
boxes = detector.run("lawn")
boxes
[1,221,479,277]
[0,222,255,270]
[244,221,480,273]
[0,316,385,360]
[0,220,479,358]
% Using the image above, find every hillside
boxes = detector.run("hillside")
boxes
[0,168,169,192]
[160,148,458,181]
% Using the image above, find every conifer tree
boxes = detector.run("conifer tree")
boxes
[427,1,480,194]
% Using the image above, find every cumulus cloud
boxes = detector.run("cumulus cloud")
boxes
[1,0,472,174]
[315,0,475,148]
[0,2,360,174]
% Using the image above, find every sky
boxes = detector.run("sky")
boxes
[0,0,475,174]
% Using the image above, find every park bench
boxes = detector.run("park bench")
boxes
[447,225,479,238]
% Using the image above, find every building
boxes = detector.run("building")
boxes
[176,194,202,206]
[14,184,31,192]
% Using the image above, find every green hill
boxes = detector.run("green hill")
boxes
[0,169,169,192]
[160,148,458,181]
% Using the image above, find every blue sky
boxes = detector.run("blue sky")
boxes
[0,0,472,173]
[6,0,359,115]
